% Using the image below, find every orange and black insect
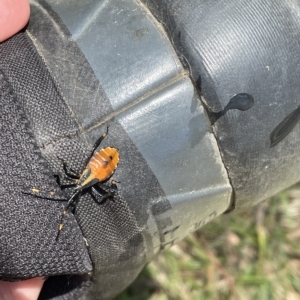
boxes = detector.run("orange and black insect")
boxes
[55,126,119,240]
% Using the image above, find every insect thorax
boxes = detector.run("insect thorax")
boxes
[78,168,95,188]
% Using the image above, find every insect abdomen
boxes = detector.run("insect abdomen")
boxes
[87,147,119,182]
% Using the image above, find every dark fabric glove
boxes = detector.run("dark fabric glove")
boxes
[1,0,300,299]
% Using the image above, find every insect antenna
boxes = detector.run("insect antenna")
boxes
[55,189,82,241]
[21,190,66,201]
[55,208,68,241]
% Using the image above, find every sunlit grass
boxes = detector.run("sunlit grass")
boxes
[116,184,300,300]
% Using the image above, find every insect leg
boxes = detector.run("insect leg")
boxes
[60,183,78,190]
[104,180,118,192]
[89,188,103,204]
[91,180,118,204]
[90,186,113,204]
[58,158,80,180]
[54,174,78,190]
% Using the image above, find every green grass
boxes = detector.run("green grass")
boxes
[116,184,300,300]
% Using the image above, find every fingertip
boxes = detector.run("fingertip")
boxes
[0,0,30,42]
[0,277,44,300]
[16,277,45,300]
